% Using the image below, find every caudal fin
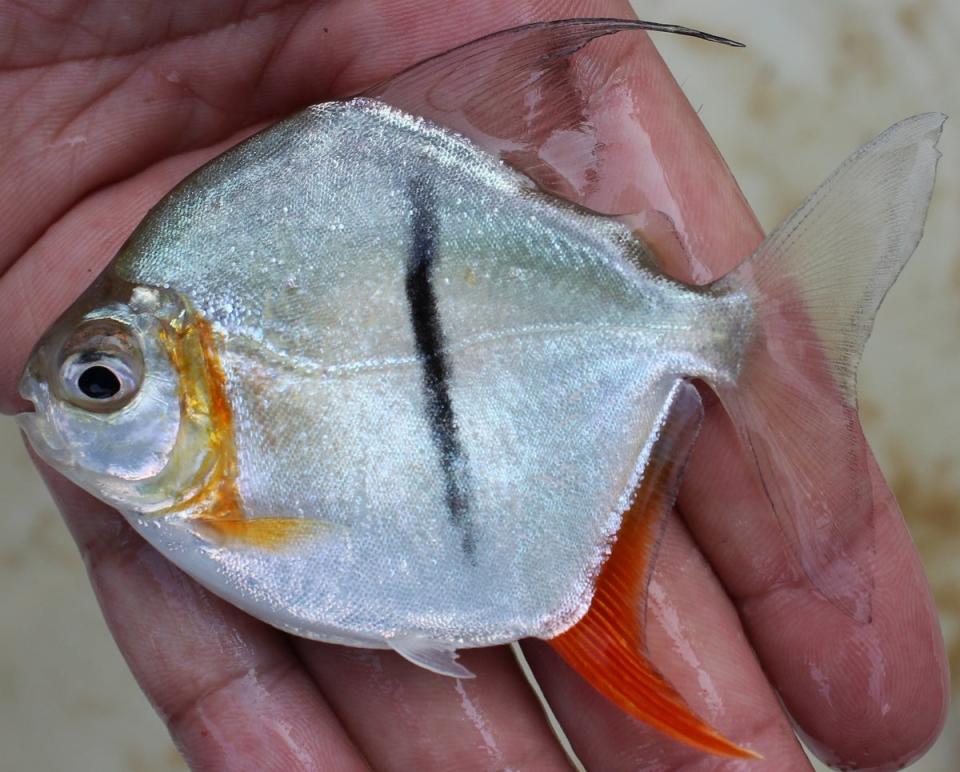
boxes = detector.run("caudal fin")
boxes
[716,113,945,620]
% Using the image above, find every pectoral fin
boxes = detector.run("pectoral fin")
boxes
[193,516,326,550]
[547,382,759,759]
[386,634,475,679]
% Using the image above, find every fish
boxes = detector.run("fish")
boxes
[14,18,944,759]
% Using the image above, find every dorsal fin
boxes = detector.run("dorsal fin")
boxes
[547,381,759,759]
[618,209,715,285]
[363,18,742,214]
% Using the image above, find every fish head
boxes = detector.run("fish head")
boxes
[17,280,210,514]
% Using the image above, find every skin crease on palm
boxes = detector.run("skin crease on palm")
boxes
[0,0,949,770]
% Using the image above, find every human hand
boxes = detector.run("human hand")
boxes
[0,1,947,769]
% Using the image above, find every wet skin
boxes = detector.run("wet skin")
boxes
[0,1,948,770]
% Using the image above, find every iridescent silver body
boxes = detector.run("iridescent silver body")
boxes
[20,100,752,650]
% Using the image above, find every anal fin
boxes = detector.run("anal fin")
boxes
[547,381,759,760]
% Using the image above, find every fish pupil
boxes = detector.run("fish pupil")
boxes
[78,365,121,400]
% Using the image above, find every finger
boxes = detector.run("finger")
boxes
[0,0,648,278]
[602,31,949,767]
[480,9,947,766]
[295,641,572,771]
[611,29,949,766]
[0,0,652,403]
[35,460,371,772]
[0,124,267,414]
[680,404,949,768]
[523,513,812,771]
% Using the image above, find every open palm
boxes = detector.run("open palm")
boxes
[0,1,947,769]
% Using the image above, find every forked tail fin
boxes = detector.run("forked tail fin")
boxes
[715,113,945,621]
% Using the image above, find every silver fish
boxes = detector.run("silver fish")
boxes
[15,19,943,758]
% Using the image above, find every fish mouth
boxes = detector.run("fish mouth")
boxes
[16,362,40,415]
[15,369,69,463]
[14,375,44,439]
[17,378,36,414]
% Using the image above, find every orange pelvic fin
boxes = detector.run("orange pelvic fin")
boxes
[547,382,759,760]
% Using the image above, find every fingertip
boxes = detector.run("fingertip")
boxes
[742,457,949,770]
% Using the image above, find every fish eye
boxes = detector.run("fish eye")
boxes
[77,364,122,400]
[60,352,141,411]
[56,322,144,412]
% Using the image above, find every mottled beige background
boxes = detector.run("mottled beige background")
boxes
[1,2,958,770]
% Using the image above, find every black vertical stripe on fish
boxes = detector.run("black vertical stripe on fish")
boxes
[405,178,477,560]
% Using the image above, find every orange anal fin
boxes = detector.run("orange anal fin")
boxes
[193,516,325,550]
[548,382,760,760]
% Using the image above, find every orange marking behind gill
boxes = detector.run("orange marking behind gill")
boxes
[159,312,316,549]
[547,449,760,760]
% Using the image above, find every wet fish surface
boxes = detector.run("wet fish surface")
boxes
[15,19,944,758]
